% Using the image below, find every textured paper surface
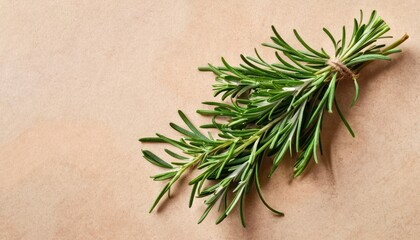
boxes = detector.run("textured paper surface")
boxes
[0,1,419,239]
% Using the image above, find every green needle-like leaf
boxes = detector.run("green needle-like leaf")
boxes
[142,150,173,169]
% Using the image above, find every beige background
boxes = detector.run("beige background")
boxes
[0,1,419,239]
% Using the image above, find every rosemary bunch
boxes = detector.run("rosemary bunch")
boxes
[140,10,408,226]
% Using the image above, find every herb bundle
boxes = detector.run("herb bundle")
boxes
[140,10,408,226]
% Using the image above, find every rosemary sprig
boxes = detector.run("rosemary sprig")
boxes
[140,10,408,227]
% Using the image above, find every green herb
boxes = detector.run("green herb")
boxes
[140,10,408,227]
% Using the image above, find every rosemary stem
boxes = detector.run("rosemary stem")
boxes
[355,33,409,73]
[383,33,409,52]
